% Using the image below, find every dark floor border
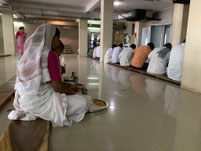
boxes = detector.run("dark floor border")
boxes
[86,56,181,85]
[108,62,181,85]
[0,76,16,108]
[0,54,11,58]
[86,56,180,85]
[86,56,100,61]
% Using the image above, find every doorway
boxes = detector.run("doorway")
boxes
[150,24,172,48]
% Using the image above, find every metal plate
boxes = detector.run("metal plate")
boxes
[63,77,74,82]
[88,99,108,113]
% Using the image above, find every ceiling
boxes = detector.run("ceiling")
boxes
[113,0,173,12]
[0,0,174,20]
[7,0,97,13]
[6,0,174,13]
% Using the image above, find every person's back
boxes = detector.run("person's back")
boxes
[131,46,152,68]
[112,44,123,63]
[147,47,170,75]
[167,43,185,81]
[119,44,136,66]
[96,46,101,59]
[104,44,117,64]
[93,46,99,58]
[104,48,113,63]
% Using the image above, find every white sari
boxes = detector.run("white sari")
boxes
[8,24,91,127]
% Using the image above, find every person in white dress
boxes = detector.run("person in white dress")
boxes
[147,43,172,75]
[8,24,93,127]
[93,45,101,59]
[104,44,117,64]
[111,43,123,63]
[167,42,185,81]
[119,44,136,66]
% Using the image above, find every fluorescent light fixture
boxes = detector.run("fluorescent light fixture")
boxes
[14,21,24,26]
[88,77,99,80]
[87,82,99,86]
[88,27,100,33]
[114,1,121,6]
[88,20,101,25]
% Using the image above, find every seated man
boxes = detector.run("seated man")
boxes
[131,42,155,70]
[93,45,101,59]
[147,43,172,75]
[104,44,117,64]
[119,44,136,66]
[88,43,97,57]
[167,42,185,81]
[111,43,123,63]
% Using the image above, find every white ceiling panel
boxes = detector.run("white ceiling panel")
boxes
[8,0,95,12]
[113,0,173,12]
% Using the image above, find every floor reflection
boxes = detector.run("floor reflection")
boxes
[57,55,201,151]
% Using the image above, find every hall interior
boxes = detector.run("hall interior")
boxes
[1,0,201,151]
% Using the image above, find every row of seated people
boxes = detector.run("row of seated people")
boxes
[104,41,185,82]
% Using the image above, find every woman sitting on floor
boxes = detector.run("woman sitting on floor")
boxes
[8,24,92,127]
[147,43,172,75]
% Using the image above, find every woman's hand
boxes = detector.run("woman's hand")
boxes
[51,80,75,95]
[61,66,66,75]
[70,85,80,93]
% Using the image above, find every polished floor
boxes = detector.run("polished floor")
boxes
[0,56,17,86]
[1,55,201,151]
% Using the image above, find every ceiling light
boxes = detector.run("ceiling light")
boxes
[114,1,121,6]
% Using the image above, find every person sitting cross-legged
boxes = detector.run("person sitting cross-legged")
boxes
[131,42,155,70]
[104,44,117,64]
[147,43,172,75]
[8,24,94,127]
[167,41,185,81]
[119,44,136,66]
[111,43,123,64]
[93,45,101,59]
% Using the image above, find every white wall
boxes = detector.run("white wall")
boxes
[59,26,78,54]
[0,21,78,54]
[144,7,174,28]
[141,7,174,45]
[0,20,4,53]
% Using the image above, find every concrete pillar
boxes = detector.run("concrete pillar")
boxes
[171,4,189,46]
[100,0,113,62]
[78,19,88,56]
[134,21,142,47]
[2,13,15,55]
[181,0,201,93]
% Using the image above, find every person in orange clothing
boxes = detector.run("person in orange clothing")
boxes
[131,42,155,70]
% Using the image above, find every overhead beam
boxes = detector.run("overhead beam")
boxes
[0,0,8,6]
[0,6,100,20]
[8,1,86,13]
[84,0,100,13]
